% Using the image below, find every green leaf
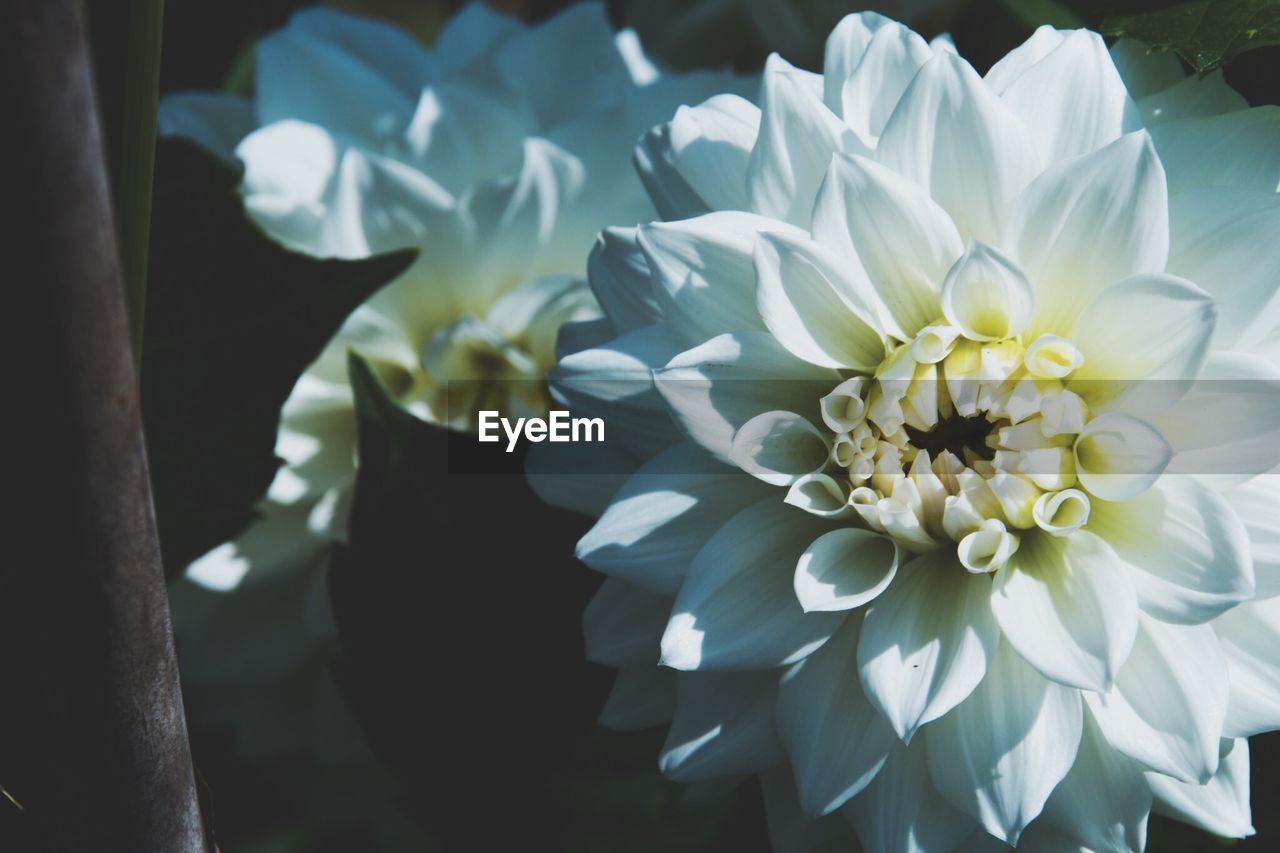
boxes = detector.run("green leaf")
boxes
[141,140,415,575]
[1103,0,1280,74]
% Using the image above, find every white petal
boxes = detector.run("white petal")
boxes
[403,82,529,195]
[613,27,657,84]
[1148,738,1255,839]
[582,578,670,666]
[549,324,685,458]
[1150,107,1280,195]
[660,670,783,782]
[939,240,1034,342]
[255,19,414,137]
[786,473,855,520]
[639,211,798,346]
[287,7,433,97]
[331,143,465,256]
[577,443,772,595]
[1167,188,1280,350]
[843,732,976,853]
[984,26,1067,94]
[812,153,962,339]
[1086,616,1228,783]
[662,499,843,670]
[1005,131,1168,339]
[656,331,840,463]
[857,550,1000,741]
[599,666,675,731]
[494,3,633,126]
[822,12,903,114]
[430,2,520,74]
[731,411,830,486]
[1135,70,1248,125]
[754,231,886,370]
[795,529,899,612]
[1223,476,1280,597]
[818,377,869,433]
[927,638,1083,845]
[1000,30,1140,162]
[778,613,896,815]
[485,274,599,371]
[1156,352,1280,483]
[1068,273,1216,413]
[1040,712,1151,853]
[877,52,1041,242]
[523,439,638,517]
[236,120,341,256]
[558,317,621,365]
[1075,413,1173,502]
[748,54,862,227]
[835,21,934,142]
[169,557,330,687]
[666,94,761,213]
[587,226,660,336]
[992,531,1137,692]
[157,92,256,163]
[452,137,585,306]
[634,122,708,222]
[183,503,322,591]
[1086,475,1253,624]
[1213,597,1280,737]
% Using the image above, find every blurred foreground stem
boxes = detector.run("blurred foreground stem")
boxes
[1,1,208,849]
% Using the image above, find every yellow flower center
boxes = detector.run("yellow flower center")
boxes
[821,322,1094,570]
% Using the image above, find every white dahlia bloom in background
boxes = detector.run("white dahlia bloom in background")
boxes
[545,12,1280,852]
[155,1,742,764]
[159,2,742,588]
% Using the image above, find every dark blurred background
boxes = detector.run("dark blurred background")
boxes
[30,1,1279,851]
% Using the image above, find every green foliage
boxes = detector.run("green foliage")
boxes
[1103,0,1280,74]
[142,140,415,575]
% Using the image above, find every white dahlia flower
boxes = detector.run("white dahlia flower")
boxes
[155,4,744,812]
[159,3,743,590]
[546,13,1280,851]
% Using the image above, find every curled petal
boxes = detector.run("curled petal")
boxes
[1074,413,1173,502]
[730,411,830,486]
[794,528,899,612]
[940,240,1034,342]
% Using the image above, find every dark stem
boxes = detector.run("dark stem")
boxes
[1,1,209,849]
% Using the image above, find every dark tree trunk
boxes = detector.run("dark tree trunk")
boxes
[0,1,209,850]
